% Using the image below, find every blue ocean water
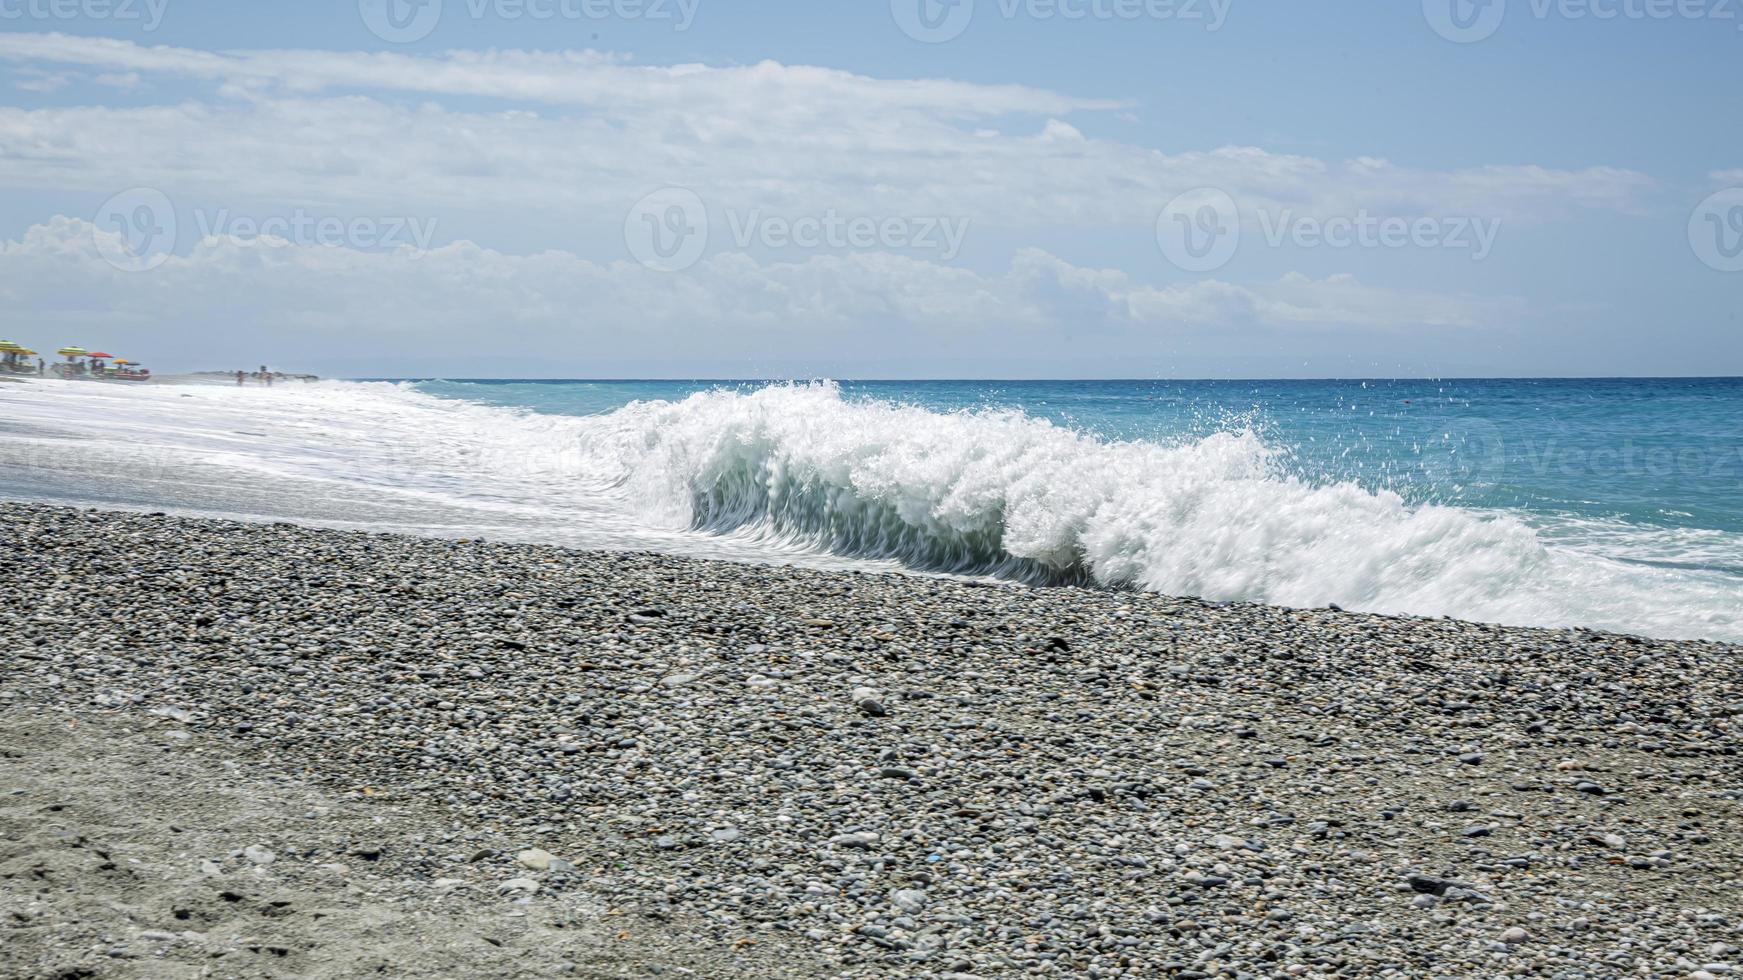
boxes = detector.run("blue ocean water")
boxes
[411,377,1743,557]
[6,375,1743,639]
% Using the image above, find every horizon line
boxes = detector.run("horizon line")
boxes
[343,375,1743,384]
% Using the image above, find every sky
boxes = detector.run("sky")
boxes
[0,0,1737,378]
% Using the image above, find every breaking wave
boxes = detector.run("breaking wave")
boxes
[578,382,1743,639]
[4,377,1740,640]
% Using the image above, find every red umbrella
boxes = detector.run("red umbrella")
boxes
[88,352,114,359]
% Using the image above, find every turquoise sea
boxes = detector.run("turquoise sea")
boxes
[410,377,1743,546]
[5,376,1742,640]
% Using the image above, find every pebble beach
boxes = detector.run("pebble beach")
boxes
[4,501,1742,978]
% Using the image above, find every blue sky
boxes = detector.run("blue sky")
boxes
[0,0,1737,377]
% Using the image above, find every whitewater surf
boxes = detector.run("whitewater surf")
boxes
[3,376,1740,641]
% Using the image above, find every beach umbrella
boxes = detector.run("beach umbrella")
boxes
[57,346,87,357]
[87,352,114,359]
[18,349,36,356]
[112,358,132,365]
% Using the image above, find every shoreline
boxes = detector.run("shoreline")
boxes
[7,374,1743,645]
[4,501,1742,976]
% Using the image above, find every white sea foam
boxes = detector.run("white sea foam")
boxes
[4,377,1741,641]
[579,383,1743,639]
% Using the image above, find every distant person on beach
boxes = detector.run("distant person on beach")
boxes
[236,370,245,386]
[36,358,44,376]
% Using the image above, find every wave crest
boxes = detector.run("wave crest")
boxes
[580,382,1562,617]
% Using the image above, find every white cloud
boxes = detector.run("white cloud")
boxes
[1010,251,1518,330]
[91,72,142,90]
[3,218,1521,361]
[0,33,1655,233]
[0,33,1120,118]
[11,67,69,93]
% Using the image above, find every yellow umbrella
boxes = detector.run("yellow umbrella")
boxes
[57,346,88,357]
[113,358,133,365]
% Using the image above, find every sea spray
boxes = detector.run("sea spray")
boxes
[577,383,1563,613]
[5,377,1742,640]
